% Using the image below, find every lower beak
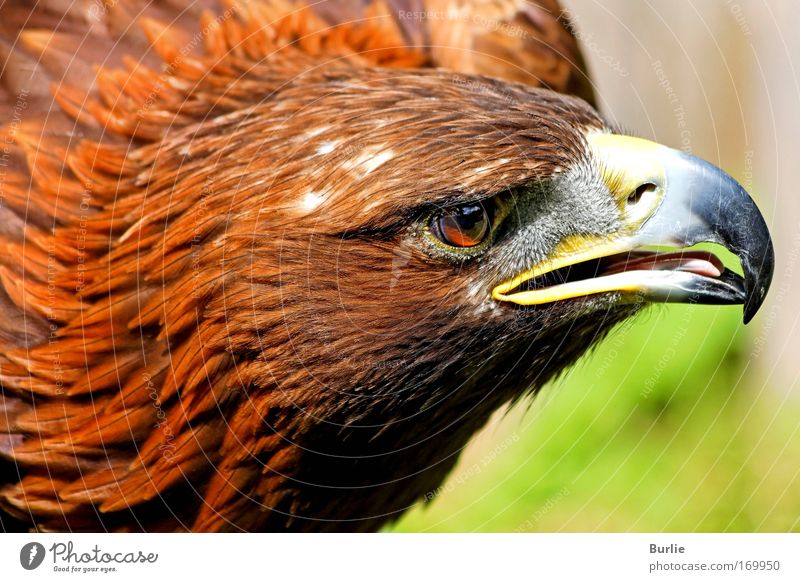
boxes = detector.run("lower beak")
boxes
[492,135,775,324]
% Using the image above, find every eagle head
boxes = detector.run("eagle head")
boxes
[0,4,774,533]
[175,68,772,529]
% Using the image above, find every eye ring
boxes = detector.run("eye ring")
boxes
[432,202,491,248]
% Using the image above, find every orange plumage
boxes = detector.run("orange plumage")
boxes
[0,0,773,532]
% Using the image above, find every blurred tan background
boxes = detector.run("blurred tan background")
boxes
[393,0,800,532]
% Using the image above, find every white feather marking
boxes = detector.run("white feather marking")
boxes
[301,191,324,210]
[316,141,338,156]
[305,126,330,139]
[344,149,394,175]
[364,150,393,174]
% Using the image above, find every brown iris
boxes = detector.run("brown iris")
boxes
[434,202,490,248]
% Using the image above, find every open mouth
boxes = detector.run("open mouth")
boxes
[517,250,724,291]
[498,248,747,306]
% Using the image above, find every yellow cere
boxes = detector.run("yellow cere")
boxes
[588,132,667,227]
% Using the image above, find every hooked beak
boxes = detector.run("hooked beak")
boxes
[492,134,774,323]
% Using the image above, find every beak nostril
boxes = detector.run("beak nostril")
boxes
[628,182,657,206]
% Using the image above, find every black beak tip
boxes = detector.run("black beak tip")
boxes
[741,241,775,325]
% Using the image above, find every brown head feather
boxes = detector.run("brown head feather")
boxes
[0,0,604,531]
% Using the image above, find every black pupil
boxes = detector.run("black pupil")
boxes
[439,203,489,247]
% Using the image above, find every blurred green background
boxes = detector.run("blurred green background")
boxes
[392,303,799,531]
[391,0,800,532]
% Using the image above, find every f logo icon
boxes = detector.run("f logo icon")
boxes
[20,542,46,570]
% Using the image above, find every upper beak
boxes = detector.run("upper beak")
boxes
[492,134,775,324]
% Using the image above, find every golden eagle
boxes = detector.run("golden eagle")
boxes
[0,0,773,531]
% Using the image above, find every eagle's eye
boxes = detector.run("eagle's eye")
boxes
[432,202,491,248]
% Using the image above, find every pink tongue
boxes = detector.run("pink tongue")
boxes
[604,251,724,278]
